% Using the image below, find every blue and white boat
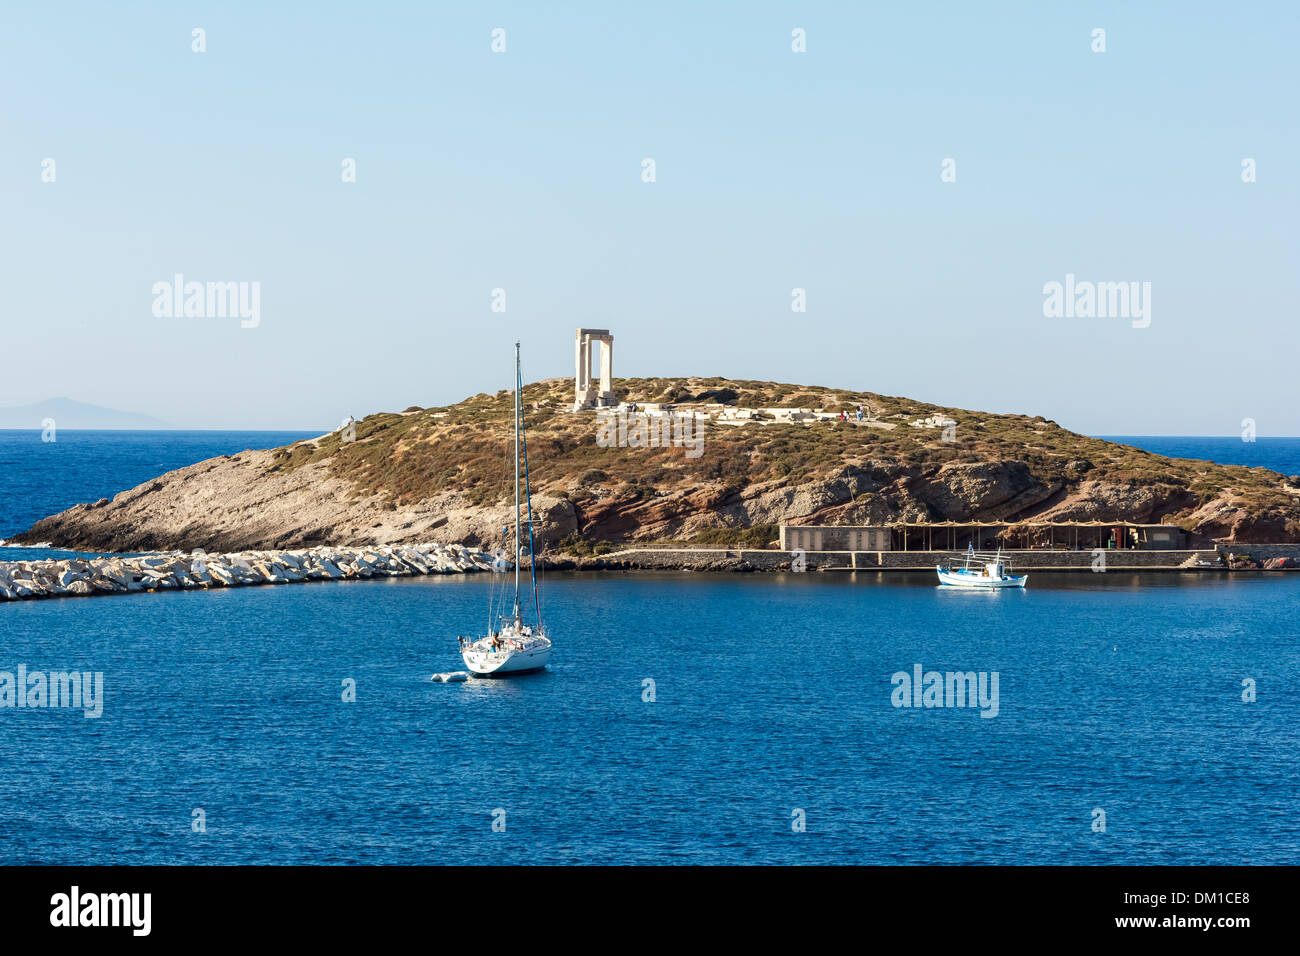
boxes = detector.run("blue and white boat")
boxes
[936,547,1027,588]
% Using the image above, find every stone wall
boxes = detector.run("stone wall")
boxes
[580,547,1223,572]
[1217,543,1300,561]
[870,549,1214,570]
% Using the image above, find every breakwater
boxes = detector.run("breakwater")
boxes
[554,547,1235,572]
[6,542,1297,603]
[0,543,495,602]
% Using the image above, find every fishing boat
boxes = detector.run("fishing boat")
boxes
[458,343,552,676]
[936,547,1028,588]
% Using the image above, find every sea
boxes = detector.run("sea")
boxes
[1,431,1298,865]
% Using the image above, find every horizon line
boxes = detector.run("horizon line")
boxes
[0,426,1296,440]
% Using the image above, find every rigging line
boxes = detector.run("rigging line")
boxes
[490,348,515,635]
[513,344,522,621]
[519,352,542,628]
[485,538,496,637]
[490,523,507,633]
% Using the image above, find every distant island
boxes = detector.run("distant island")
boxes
[13,376,1300,555]
[0,397,167,430]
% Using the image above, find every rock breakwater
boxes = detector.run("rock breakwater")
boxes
[0,543,497,602]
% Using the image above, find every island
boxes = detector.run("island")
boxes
[9,374,1300,585]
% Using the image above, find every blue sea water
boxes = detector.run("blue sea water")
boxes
[1,571,1297,865]
[1,430,1299,864]
[1102,436,1300,477]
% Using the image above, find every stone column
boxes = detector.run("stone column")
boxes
[575,328,595,409]
[574,331,587,396]
[598,337,612,394]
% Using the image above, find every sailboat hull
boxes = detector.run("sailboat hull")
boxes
[462,637,552,676]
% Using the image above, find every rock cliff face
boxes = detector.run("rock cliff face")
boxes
[16,449,578,554]
[14,376,1300,552]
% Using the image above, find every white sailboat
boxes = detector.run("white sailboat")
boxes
[458,343,553,676]
[936,546,1028,589]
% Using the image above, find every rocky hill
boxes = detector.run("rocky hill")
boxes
[15,377,1300,553]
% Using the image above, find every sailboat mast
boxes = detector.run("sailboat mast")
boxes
[513,341,522,621]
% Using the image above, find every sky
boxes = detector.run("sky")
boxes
[1,1,1296,434]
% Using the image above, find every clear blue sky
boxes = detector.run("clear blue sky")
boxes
[2,1,1296,434]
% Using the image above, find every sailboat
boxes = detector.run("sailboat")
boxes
[458,343,553,676]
